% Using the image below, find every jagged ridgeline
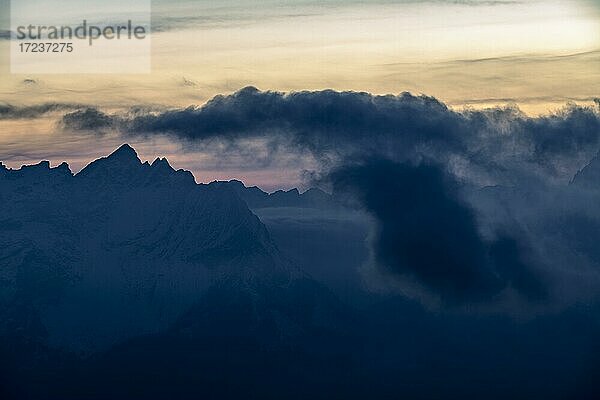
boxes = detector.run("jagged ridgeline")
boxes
[1,145,600,400]
[0,145,358,399]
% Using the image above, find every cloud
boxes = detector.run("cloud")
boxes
[93,87,593,157]
[94,87,467,165]
[148,0,518,33]
[520,106,600,160]
[66,87,596,187]
[0,103,83,120]
[489,235,546,301]
[460,104,600,180]
[61,108,115,131]
[328,158,545,303]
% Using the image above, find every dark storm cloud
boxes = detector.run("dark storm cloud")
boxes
[522,107,600,159]
[328,158,544,303]
[462,104,600,162]
[64,87,599,175]
[489,236,546,301]
[125,86,464,155]
[84,87,473,174]
[329,159,498,301]
[0,103,83,119]
[61,108,115,131]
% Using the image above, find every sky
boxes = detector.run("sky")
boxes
[0,0,599,189]
[3,4,600,396]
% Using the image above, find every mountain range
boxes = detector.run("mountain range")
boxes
[211,179,337,210]
[0,145,354,362]
[1,145,599,399]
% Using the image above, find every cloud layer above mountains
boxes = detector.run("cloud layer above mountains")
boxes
[61,87,600,180]
[19,88,600,306]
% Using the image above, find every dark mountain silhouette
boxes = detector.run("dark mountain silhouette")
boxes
[1,145,599,400]
[0,144,344,352]
[212,179,337,209]
[0,145,366,398]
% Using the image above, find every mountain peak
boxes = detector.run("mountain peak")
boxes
[77,144,142,181]
[108,144,140,162]
[24,160,51,170]
[151,157,173,170]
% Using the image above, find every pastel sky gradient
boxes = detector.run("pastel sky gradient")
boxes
[0,0,599,189]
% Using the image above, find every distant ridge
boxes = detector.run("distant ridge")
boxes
[1,144,337,208]
[212,179,337,209]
